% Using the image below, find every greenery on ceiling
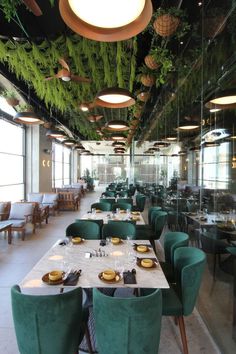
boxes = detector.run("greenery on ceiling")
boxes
[0,35,137,139]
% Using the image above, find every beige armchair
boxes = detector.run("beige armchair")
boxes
[7,202,36,240]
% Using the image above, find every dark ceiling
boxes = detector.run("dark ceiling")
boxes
[0,0,235,145]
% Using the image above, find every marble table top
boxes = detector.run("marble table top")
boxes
[20,240,169,291]
[81,211,145,225]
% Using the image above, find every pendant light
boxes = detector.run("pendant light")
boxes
[46,129,66,139]
[106,120,129,131]
[14,111,44,125]
[205,89,236,109]
[112,141,126,148]
[59,0,152,42]
[63,139,77,146]
[154,141,170,148]
[111,133,127,141]
[176,122,199,131]
[95,88,135,108]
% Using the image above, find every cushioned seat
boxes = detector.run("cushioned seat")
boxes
[102,221,136,239]
[7,202,36,240]
[91,202,111,211]
[66,221,100,239]
[111,202,132,212]
[42,193,58,215]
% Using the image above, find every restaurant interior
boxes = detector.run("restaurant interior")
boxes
[0,0,236,353]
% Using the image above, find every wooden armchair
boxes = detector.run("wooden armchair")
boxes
[58,192,79,211]
[0,202,11,221]
[7,202,37,240]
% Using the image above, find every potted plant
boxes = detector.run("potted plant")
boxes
[1,89,19,106]
[153,7,189,38]
[137,90,150,102]
[137,66,156,87]
[132,103,143,118]
[144,47,172,70]
[16,103,34,112]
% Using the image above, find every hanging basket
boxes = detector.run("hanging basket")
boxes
[153,14,180,37]
[144,55,160,70]
[203,16,226,38]
[130,119,140,127]
[140,74,155,87]
[5,97,19,106]
[137,91,150,102]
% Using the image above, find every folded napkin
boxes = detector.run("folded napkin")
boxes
[123,270,137,284]
[63,271,81,286]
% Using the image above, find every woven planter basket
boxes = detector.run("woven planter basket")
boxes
[130,119,140,127]
[153,14,180,37]
[137,92,150,102]
[144,55,160,70]
[6,98,19,106]
[203,16,226,38]
[140,74,155,87]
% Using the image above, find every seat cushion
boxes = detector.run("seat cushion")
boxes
[9,203,33,220]
[162,287,183,316]
[42,194,58,204]
[10,219,25,227]
[28,193,43,203]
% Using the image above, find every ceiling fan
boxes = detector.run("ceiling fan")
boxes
[45,58,91,83]
[23,0,42,16]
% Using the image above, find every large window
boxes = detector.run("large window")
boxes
[52,142,71,188]
[0,118,25,201]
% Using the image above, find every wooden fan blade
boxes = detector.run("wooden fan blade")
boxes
[58,58,70,72]
[23,0,42,16]
[45,76,54,81]
[71,75,91,83]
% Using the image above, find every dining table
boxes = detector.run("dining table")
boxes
[80,210,145,225]
[19,239,169,293]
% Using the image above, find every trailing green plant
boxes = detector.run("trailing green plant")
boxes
[16,103,34,112]
[1,89,18,99]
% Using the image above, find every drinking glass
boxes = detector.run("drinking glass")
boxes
[116,208,120,214]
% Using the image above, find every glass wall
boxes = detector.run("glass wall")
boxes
[52,142,71,188]
[0,118,25,201]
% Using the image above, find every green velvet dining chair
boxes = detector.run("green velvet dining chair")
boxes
[102,221,136,239]
[161,247,206,354]
[91,202,111,211]
[11,285,92,354]
[75,219,104,239]
[116,197,133,205]
[111,202,132,211]
[93,288,162,354]
[160,231,189,283]
[101,191,116,197]
[99,197,115,205]
[132,194,146,212]
[136,206,162,237]
[66,221,100,239]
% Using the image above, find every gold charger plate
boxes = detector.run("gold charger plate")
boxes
[136,258,157,269]
[96,209,102,213]
[42,272,65,285]
[98,271,122,283]
[133,244,150,253]
[71,237,85,244]
[131,211,140,215]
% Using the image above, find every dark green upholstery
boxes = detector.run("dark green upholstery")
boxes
[116,198,133,205]
[148,206,162,225]
[75,219,104,239]
[99,198,115,205]
[160,232,189,283]
[112,202,132,211]
[116,190,128,197]
[132,194,146,212]
[66,221,100,239]
[102,191,115,197]
[91,202,111,211]
[11,285,87,354]
[102,221,136,239]
[136,207,162,239]
[93,288,162,354]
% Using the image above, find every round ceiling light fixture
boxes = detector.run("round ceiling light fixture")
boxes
[166,135,177,141]
[95,88,135,108]
[59,0,152,42]
[205,89,236,109]
[154,141,170,148]
[63,139,77,146]
[110,133,127,141]
[46,129,67,139]
[176,122,199,131]
[14,111,44,125]
[106,120,129,131]
[178,150,187,156]
[112,141,126,148]
[203,141,220,148]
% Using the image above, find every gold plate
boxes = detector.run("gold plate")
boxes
[96,209,102,213]
[136,258,157,269]
[72,237,85,244]
[42,272,65,285]
[98,271,122,283]
[133,244,150,253]
[131,211,140,215]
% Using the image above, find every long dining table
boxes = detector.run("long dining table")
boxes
[20,239,169,292]
[80,210,145,225]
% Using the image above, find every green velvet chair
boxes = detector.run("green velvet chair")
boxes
[111,202,132,211]
[136,207,162,238]
[93,288,162,354]
[149,211,168,252]
[162,247,206,354]
[116,190,128,197]
[99,197,115,205]
[116,197,133,205]
[11,285,92,354]
[91,202,111,211]
[160,231,189,282]
[102,191,115,197]
[75,219,104,239]
[132,194,146,212]
[66,221,100,239]
[102,221,136,239]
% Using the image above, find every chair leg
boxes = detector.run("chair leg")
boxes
[85,324,93,354]
[213,254,217,280]
[21,230,25,241]
[177,316,188,354]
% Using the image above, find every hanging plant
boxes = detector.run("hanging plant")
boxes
[153,7,190,39]
[137,91,150,102]
[1,89,19,106]
[16,103,34,112]
[137,66,156,87]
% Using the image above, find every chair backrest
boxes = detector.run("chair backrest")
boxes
[28,193,44,203]
[116,191,128,197]
[102,191,116,197]
[93,288,162,354]
[148,206,162,225]
[201,231,228,254]
[66,221,100,239]
[91,202,111,211]
[9,202,34,220]
[116,198,133,205]
[135,194,146,212]
[99,198,115,205]
[102,221,136,239]
[163,231,189,264]
[153,211,168,239]
[11,285,84,354]
[75,219,104,238]
[112,202,132,211]
[174,247,206,316]
[42,193,58,204]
